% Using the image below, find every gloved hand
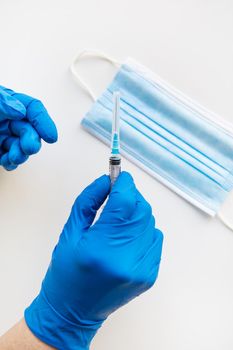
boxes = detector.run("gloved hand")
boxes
[25,172,163,350]
[0,85,57,170]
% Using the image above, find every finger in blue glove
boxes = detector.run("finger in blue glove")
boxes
[3,137,29,165]
[8,92,58,143]
[0,86,26,121]
[0,153,18,171]
[10,120,41,155]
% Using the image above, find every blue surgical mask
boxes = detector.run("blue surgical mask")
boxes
[71,50,233,229]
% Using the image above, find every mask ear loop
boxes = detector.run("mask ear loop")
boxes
[217,212,233,232]
[70,50,122,101]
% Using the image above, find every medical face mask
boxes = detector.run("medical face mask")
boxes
[71,50,233,230]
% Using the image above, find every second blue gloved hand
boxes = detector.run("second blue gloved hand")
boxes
[25,172,163,350]
[0,85,57,170]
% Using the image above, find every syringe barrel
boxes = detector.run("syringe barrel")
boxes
[109,157,121,186]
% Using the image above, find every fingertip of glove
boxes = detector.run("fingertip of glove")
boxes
[119,171,133,180]
[34,113,58,144]
[8,145,29,165]
[43,125,58,144]
[111,171,135,192]
[74,174,111,218]
[23,99,58,144]
[93,174,111,191]
[103,172,137,219]
[20,137,41,155]
[79,174,111,199]
[45,132,58,144]
[0,153,18,171]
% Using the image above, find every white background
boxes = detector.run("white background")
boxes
[0,1,233,349]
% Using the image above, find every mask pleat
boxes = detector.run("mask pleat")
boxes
[81,59,233,215]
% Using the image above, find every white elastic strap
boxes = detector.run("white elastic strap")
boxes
[217,212,233,232]
[70,49,122,101]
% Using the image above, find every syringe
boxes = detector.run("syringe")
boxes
[109,91,121,185]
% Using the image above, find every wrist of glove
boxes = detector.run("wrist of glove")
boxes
[25,172,163,350]
[0,85,57,170]
[26,289,100,350]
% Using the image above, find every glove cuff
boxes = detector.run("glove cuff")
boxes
[24,289,102,350]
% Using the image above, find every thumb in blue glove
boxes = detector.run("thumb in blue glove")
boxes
[25,172,163,350]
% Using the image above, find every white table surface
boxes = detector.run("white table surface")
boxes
[0,1,233,349]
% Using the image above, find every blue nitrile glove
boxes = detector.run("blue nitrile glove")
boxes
[25,172,163,350]
[0,85,57,170]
